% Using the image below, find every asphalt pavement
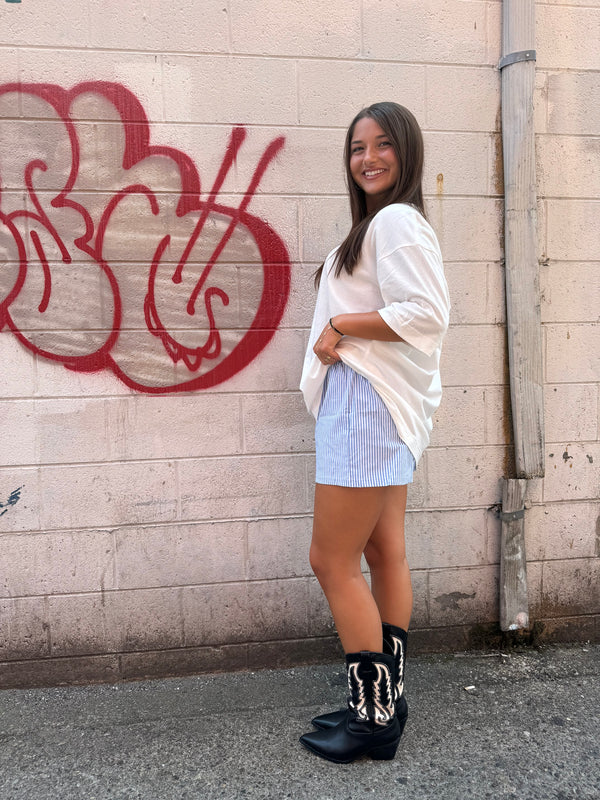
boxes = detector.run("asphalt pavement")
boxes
[1,643,598,800]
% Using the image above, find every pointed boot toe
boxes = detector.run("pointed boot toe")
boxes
[300,651,402,764]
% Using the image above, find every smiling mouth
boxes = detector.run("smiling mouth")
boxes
[363,169,386,178]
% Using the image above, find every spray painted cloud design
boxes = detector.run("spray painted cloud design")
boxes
[0,81,290,392]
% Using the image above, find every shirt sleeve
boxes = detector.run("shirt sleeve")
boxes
[376,243,450,357]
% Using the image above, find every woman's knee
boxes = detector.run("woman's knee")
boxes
[309,543,358,586]
[364,538,406,572]
[363,539,384,571]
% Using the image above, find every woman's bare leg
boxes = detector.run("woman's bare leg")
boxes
[310,483,387,653]
[363,484,412,630]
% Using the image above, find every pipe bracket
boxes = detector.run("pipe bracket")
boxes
[498,50,537,70]
[499,509,526,522]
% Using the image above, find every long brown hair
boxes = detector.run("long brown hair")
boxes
[315,102,426,286]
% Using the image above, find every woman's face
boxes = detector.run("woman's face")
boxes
[349,116,399,211]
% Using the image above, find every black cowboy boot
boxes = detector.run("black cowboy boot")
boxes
[300,650,401,764]
[311,623,408,732]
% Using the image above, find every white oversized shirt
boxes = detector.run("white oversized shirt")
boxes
[300,203,450,464]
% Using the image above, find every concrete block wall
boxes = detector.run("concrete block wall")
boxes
[532,0,600,642]
[0,0,598,688]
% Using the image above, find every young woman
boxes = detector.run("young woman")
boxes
[299,102,450,764]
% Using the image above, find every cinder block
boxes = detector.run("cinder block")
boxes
[18,50,164,123]
[486,1,502,67]
[428,565,499,627]
[182,578,311,645]
[485,507,501,565]
[34,398,112,464]
[537,5,600,71]
[138,122,238,196]
[534,72,549,135]
[0,48,19,79]
[115,521,246,588]
[298,61,425,128]
[445,262,505,326]
[424,132,491,197]
[427,198,503,263]
[410,569,429,628]
[48,593,113,657]
[547,201,600,262]
[525,560,543,620]
[51,588,183,659]
[0,597,49,661]
[39,461,178,530]
[194,328,307,394]
[182,582,249,646]
[223,125,347,198]
[0,469,40,534]
[426,446,506,508]
[545,384,598,443]
[163,55,297,125]
[242,392,314,454]
[0,654,121,689]
[0,1,88,48]
[541,558,600,617]
[247,636,342,671]
[104,587,184,652]
[405,508,488,570]
[89,0,229,53]
[0,529,115,599]
[247,516,312,580]
[0,336,36,398]
[545,324,600,383]
[300,198,351,263]
[232,194,300,262]
[537,135,600,200]
[0,400,35,466]
[430,387,486,448]
[425,66,499,132]
[246,578,311,641]
[281,262,322,330]
[541,261,600,324]
[105,394,243,461]
[525,502,599,561]
[34,352,132,397]
[363,0,491,65]
[120,643,249,681]
[231,0,361,57]
[548,72,600,135]
[442,325,507,387]
[178,454,309,520]
[544,443,600,502]
[483,384,512,446]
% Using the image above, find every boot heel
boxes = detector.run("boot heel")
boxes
[398,711,408,736]
[369,739,400,761]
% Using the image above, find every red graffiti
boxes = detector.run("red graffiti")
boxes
[0,81,290,392]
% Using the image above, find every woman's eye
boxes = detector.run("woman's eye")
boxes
[351,146,363,154]
[379,141,392,147]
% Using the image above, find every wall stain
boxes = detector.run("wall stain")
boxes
[434,591,476,611]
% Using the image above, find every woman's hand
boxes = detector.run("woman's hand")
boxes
[313,320,343,365]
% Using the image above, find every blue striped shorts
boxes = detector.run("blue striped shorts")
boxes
[315,361,415,487]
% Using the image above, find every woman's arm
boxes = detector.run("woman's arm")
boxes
[332,312,403,342]
[312,312,402,365]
